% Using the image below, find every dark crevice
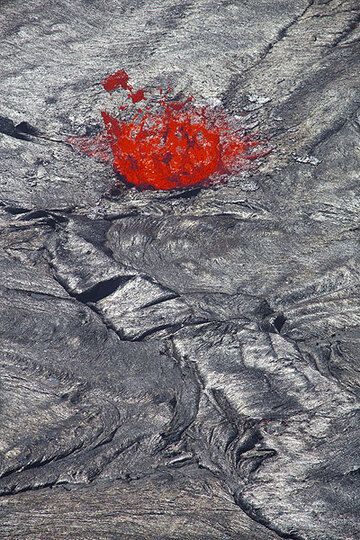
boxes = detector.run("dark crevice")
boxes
[234,493,306,540]
[3,204,75,217]
[234,430,264,466]
[0,436,141,498]
[141,292,180,309]
[47,264,146,343]
[260,313,287,334]
[46,249,191,343]
[45,256,127,337]
[307,116,348,153]
[3,285,68,302]
[167,187,202,199]
[20,210,68,223]
[128,322,185,341]
[0,116,39,141]
[308,8,359,20]
[330,12,360,47]
[0,115,70,146]
[20,210,54,220]
[211,387,247,427]
[15,121,40,137]
[122,318,214,342]
[273,313,286,332]
[259,313,286,334]
[2,207,69,227]
[0,479,63,498]
[3,205,31,215]
[222,0,315,108]
[256,0,315,62]
[75,276,130,303]
[0,431,90,482]
[239,449,277,476]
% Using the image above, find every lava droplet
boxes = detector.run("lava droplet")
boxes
[69,70,270,191]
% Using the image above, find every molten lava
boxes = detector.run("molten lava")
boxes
[69,69,269,191]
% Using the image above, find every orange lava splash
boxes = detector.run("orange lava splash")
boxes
[69,70,270,191]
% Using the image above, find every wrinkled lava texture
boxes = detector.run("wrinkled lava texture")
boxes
[70,69,268,190]
[1,1,360,540]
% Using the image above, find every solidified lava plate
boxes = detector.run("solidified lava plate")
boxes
[1,1,360,540]
[69,69,269,190]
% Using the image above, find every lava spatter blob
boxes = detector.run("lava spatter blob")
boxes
[70,70,270,190]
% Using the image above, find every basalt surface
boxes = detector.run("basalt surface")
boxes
[0,1,359,539]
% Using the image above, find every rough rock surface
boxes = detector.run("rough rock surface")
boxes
[0,1,359,539]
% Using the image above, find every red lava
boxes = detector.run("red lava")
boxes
[69,69,270,191]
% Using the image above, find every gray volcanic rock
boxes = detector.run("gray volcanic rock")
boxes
[0,1,359,539]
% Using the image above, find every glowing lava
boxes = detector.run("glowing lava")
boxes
[69,70,270,191]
